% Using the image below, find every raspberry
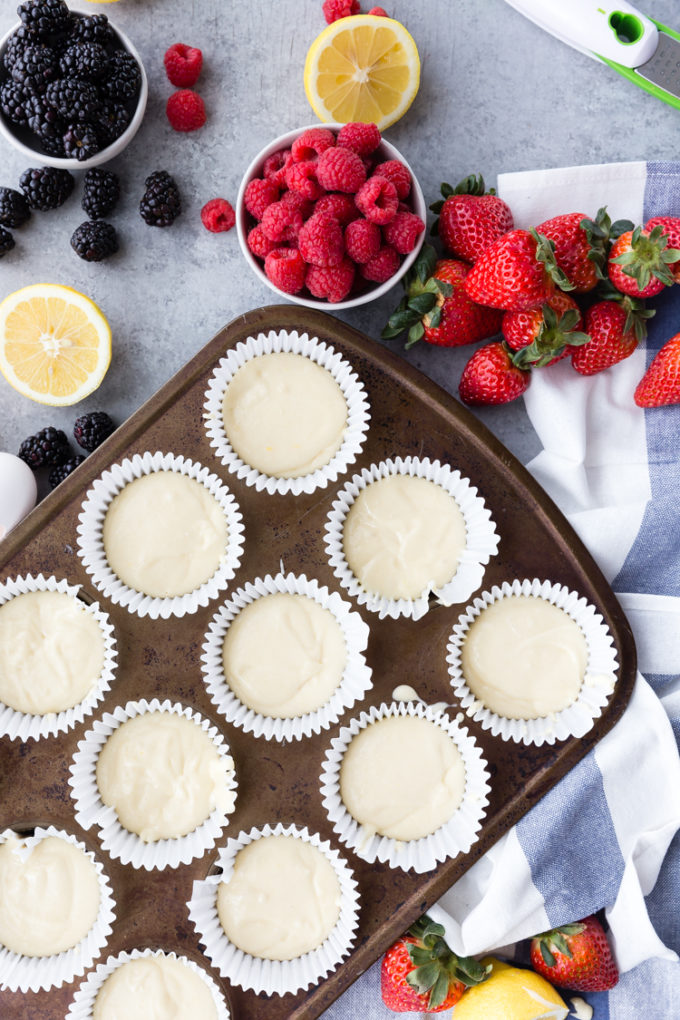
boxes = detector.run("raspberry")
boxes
[355,175,398,224]
[163,43,203,87]
[284,160,324,201]
[299,212,344,267]
[314,192,360,226]
[322,0,360,23]
[315,146,366,194]
[247,223,278,259]
[261,200,304,242]
[359,244,400,282]
[373,159,411,199]
[368,6,388,13]
[281,188,314,220]
[166,89,206,132]
[291,127,335,162]
[263,149,293,188]
[337,122,381,156]
[244,177,279,220]
[201,198,235,232]
[265,248,306,294]
[306,258,355,303]
[382,210,425,254]
[345,218,381,263]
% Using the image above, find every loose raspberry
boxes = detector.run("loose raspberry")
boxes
[368,6,388,13]
[314,192,360,225]
[244,177,279,220]
[359,244,400,282]
[166,89,206,132]
[263,149,293,188]
[337,122,381,156]
[316,147,366,194]
[291,127,336,163]
[306,258,356,303]
[299,212,344,267]
[285,160,325,201]
[163,43,203,87]
[322,0,360,24]
[247,223,278,259]
[265,248,306,294]
[383,210,424,254]
[355,175,398,224]
[373,159,411,199]
[201,198,235,233]
[261,200,304,242]
[345,218,381,263]
[281,188,314,220]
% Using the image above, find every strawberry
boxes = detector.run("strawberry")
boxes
[502,290,589,368]
[382,245,502,348]
[634,332,680,406]
[463,228,574,311]
[644,215,680,280]
[459,340,531,405]
[608,222,680,298]
[536,206,632,293]
[381,914,490,1012]
[530,915,619,993]
[429,174,514,263]
[572,293,654,376]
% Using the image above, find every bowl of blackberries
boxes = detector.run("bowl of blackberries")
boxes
[0,0,147,169]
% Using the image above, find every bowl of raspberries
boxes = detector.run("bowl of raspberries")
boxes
[0,0,147,169]
[236,122,427,308]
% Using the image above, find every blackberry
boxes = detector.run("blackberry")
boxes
[0,187,31,228]
[139,171,181,228]
[26,91,63,141]
[82,168,120,219]
[59,42,109,82]
[70,220,118,261]
[63,120,101,161]
[18,426,70,468]
[73,411,115,451]
[49,455,85,488]
[101,50,141,103]
[18,0,71,39]
[44,77,100,123]
[0,80,32,124]
[3,26,38,73]
[70,14,116,49]
[10,43,59,94]
[20,166,74,210]
[0,227,14,259]
[96,101,129,146]
[39,132,65,157]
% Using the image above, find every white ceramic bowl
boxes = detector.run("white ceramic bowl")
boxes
[236,124,426,311]
[0,8,148,171]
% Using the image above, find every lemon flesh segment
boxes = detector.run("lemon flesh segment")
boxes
[304,15,420,131]
[452,958,569,1020]
[0,284,112,406]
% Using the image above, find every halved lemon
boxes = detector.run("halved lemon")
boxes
[304,14,420,130]
[452,958,569,1020]
[0,284,112,406]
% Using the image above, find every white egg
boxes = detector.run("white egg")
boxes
[0,453,37,540]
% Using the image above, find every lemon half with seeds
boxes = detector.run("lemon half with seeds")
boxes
[0,284,112,406]
[304,14,420,130]
[452,958,569,1020]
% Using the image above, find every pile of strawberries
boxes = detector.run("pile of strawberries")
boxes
[384,174,680,408]
[243,123,425,304]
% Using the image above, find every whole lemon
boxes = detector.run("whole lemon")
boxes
[452,957,569,1019]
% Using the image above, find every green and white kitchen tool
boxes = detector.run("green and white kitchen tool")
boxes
[503,0,680,110]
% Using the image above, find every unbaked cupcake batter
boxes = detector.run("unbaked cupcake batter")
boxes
[93,954,218,1020]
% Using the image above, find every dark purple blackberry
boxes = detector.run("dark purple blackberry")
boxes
[18,426,70,468]
[73,411,115,451]
[82,168,119,219]
[0,80,32,124]
[25,91,63,141]
[20,166,74,210]
[139,171,181,228]
[44,77,100,122]
[0,187,31,228]
[100,50,140,103]
[2,26,38,73]
[39,132,65,157]
[70,14,116,49]
[63,120,101,161]
[18,0,71,39]
[49,455,85,488]
[0,227,14,258]
[10,43,58,93]
[70,220,118,261]
[96,100,129,145]
[59,42,109,82]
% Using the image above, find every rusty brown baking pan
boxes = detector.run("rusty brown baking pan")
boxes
[0,304,636,1020]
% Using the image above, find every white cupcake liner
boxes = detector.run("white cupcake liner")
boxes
[187,822,360,996]
[67,948,231,1020]
[76,451,245,619]
[446,578,620,746]
[201,571,372,741]
[68,699,238,870]
[203,329,371,495]
[324,456,499,620]
[320,701,491,874]
[0,574,117,741]
[0,825,115,993]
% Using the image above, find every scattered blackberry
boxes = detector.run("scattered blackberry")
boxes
[70,220,118,261]
[59,42,109,82]
[10,43,59,93]
[63,121,101,161]
[20,166,74,210]
[18,0,71,39]
[70,14,116,49]
[2,26,38,73]
[18,426,70,468]
[96,101,129,145]
[82,168,119,219]
[26,91,63,141]
[101,50,141,103]
[73,411,115,451]
[139,171,181,227]
[0,80,32,124]
[44,77,100,123]
[49,455,85,488]
[0,188,31,229]
[0,227,14,259]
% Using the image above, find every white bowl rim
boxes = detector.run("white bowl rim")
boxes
[0,8,148,171]
[236,123,427,312]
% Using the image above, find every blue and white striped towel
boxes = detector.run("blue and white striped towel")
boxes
[323,161,680,1019]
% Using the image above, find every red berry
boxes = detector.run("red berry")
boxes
[530,916,619,993]
[459,341,530,406]
[368,6,388,14]
[165,89,206,132]
[247,224,278,259]
[372,160,411,200]
[281,188,314,220]
[285,160,325,201]
[383,211,424,254]
[345,218,381,263]
[163,43,203,88]
[315,192,360,225]
[264,248,307,294]
[322,0,360,24]
[355,175,398,225]
[436,184,514,263]
[244,177,279,220]
[260,200,304,243]
[609,228,671,299]
[634,332,680,407]
[291,127,336,162]
[201,198,235,233]
[360,244,400,282]
[299,212,344,267]
[263,149,293,188]
[306,258,355,302]
[337,122,382,156]
[316,146,367,194]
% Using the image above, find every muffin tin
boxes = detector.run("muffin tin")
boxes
[0,304,636,1019]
